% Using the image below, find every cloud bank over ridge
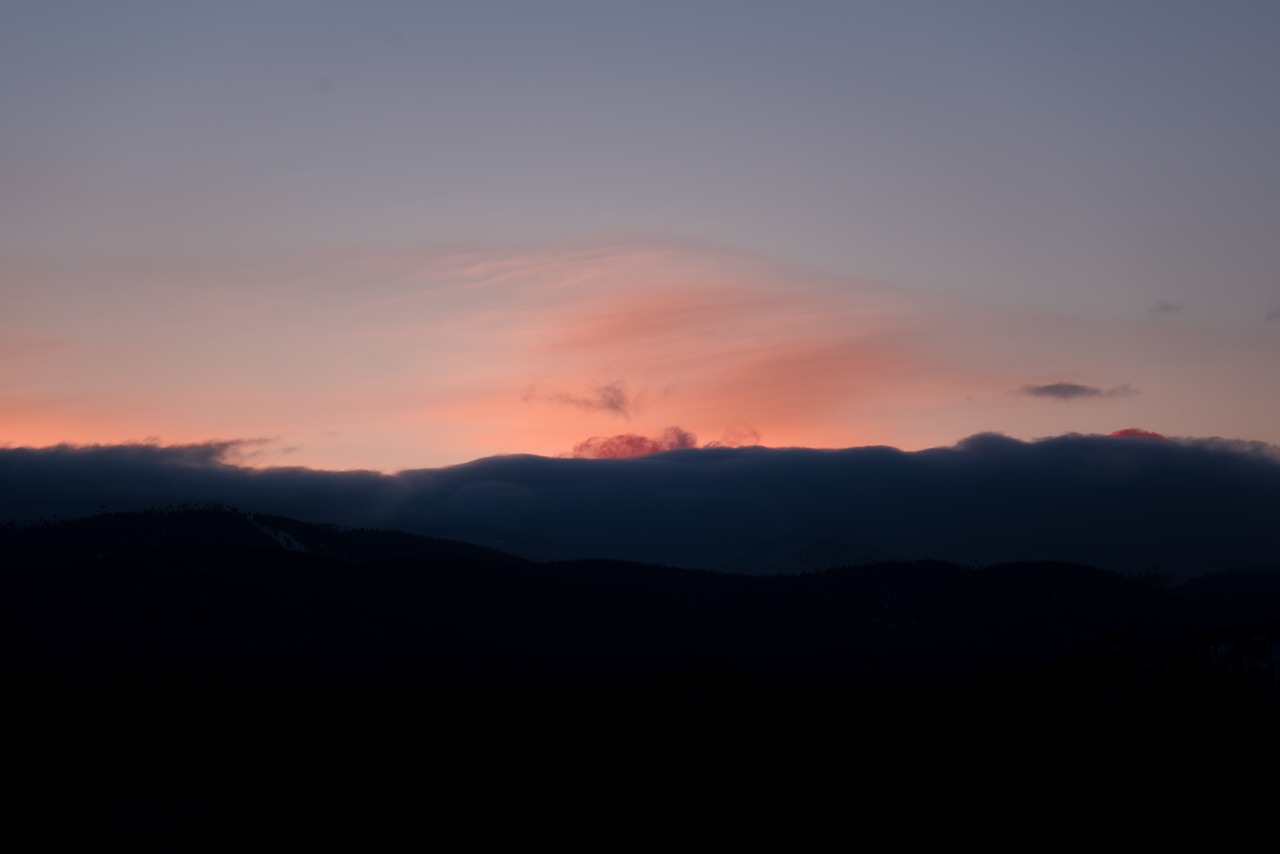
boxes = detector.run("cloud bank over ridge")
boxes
[3,433,1278,575]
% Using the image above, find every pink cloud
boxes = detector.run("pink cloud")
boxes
[571,426,698,459]
[1109,428,1166,440]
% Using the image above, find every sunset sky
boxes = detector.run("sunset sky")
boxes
[4,1,1279,472]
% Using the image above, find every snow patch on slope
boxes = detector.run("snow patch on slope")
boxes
[246,513,310,553]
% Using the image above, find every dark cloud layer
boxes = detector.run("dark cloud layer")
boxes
[1021,382,1136,401]
[3,434,1278,574]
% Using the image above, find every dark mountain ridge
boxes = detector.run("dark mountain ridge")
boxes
[6,504,1277,688]
[7,434,1280,575]
[4,506,1278,841]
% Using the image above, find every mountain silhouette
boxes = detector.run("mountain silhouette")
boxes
[7,434,1280,575]
[4,506,1277,842]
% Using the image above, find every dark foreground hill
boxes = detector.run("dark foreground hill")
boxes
[3,506,1278,843]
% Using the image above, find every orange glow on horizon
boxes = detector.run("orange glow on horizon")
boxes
[6,236,1275,471]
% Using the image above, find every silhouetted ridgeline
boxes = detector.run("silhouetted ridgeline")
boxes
[4,433,1280,573]
[3,506,1279,842]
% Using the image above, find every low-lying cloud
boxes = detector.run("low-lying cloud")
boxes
[707,426,762,448]
[1021,382,1137,401]
[4,433,1278,575]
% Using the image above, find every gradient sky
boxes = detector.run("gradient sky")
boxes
[3,1,1279,471]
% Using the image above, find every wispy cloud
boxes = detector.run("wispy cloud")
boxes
[524,381,636,419]
[706,426,761,448]
[1151,300,1183,314]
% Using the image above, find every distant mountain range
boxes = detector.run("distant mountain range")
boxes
[5,501,1274,681]
[6,434,1280,575]
[5,504,1278,841]
[5,503,1280,682]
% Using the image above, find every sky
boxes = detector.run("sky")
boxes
[3,0,1279,472]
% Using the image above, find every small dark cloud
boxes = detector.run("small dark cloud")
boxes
[1151,300,1183,314]
[571,426,697,459]
[1020,383,1137,401]
[525,381,635,419]
[1023,382,1102,400]
[1267,308,1280,322]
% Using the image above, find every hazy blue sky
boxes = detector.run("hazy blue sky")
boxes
[3,1,1278,469]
